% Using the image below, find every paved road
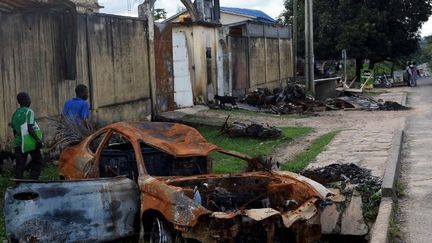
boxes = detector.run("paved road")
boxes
[309,92,407,178]
[400,78,432,242]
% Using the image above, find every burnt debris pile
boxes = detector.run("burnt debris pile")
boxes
[302,163,381,187]
[216,84,411,114]
[302,163,382,237]
[220,116,282,139]
[326,94,410,111]
[241,84,326,114]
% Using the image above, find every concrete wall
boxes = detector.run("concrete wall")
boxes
[0,12,67,148]
[228,35,293,95]
[77,14,151,123]
[0,12,151,148]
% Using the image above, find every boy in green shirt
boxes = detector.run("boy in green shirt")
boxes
[11,92,43,180]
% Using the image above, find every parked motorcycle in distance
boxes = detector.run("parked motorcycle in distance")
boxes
[374,74,394,88]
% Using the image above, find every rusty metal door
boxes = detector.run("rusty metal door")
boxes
[155,24,175,112]
[229,36,249,97]
[173,31,194,108]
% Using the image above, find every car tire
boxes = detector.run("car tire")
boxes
[145,216,174,243]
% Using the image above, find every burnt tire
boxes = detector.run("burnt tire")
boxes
[144,216,174,243]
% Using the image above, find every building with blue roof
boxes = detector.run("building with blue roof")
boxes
[219,7,277,24]
[163,6,277,25]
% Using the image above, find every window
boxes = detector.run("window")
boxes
[98,132,138,181]
[89,132,107,154]
[141,143,208,176]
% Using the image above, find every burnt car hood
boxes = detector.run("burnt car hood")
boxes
[140,171,332,228]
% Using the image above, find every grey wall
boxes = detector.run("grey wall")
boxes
[0,12,151,148]
[229,34,293,96]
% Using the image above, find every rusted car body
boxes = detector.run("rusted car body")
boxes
[5,122,331,242]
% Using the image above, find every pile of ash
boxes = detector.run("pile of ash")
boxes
[379,101,411,111]
[302,163,381,186]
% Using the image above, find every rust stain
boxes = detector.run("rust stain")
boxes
[154,23,175,112]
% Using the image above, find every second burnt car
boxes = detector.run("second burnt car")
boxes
[5,122,331,243]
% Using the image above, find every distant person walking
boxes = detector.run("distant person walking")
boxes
[11,92,43,180]
[63,84,91,129]
[405,61,412,87]
[410,62,419,87]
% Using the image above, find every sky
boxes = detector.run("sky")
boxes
[99,0,285,20]
[99,0,432,37]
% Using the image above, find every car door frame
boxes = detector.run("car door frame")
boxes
[93,128,146,179]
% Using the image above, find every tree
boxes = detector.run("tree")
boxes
[412,35,432,67]
[153,8,167,21]
[280,0,432,78]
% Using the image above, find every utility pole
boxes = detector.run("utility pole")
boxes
[304,0,315,95]
[292,0,297,82]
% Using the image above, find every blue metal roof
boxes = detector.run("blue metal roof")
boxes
[220,7,277,24]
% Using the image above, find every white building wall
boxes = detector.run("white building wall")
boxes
[168,12,253,25]
[71,0,101,13]
[219,12,252,25]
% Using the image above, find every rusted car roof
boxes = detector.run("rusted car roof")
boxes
[106,122,219,157]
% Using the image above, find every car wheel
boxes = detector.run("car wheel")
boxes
[145,216,174,243]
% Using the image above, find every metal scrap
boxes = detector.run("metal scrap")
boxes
[240,84,409,114]
[220,116,282,138]
[6,122,333,243]
[241,84,327,114]
[5,177,139,242]
[326,95,410,111]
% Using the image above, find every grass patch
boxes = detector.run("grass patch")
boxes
[395,179,406,198]
[362,189,382,224]
[198,126,313,174]
[389,203,402,242]
[0,164,59,240]
[212,109,270,117]
[281,131,340,173]
[211,109,312,119]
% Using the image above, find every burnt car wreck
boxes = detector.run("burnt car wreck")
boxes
[5,122,331,243]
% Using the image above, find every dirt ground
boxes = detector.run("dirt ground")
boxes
[193,87,412,164]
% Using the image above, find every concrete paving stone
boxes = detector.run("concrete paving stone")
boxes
[328,188,346,203]
[355,151,388,156]
[321,204,341,234]
[363,158,388,164]
[341,190,368,236]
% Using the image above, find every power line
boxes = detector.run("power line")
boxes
[127,0,144,13]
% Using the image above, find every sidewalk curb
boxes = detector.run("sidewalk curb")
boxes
[370,197,394,243]
[370,117,406,243]
[381,120,405,198]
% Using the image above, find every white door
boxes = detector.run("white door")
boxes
[217,41,225,96]
[173,31,194,108]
